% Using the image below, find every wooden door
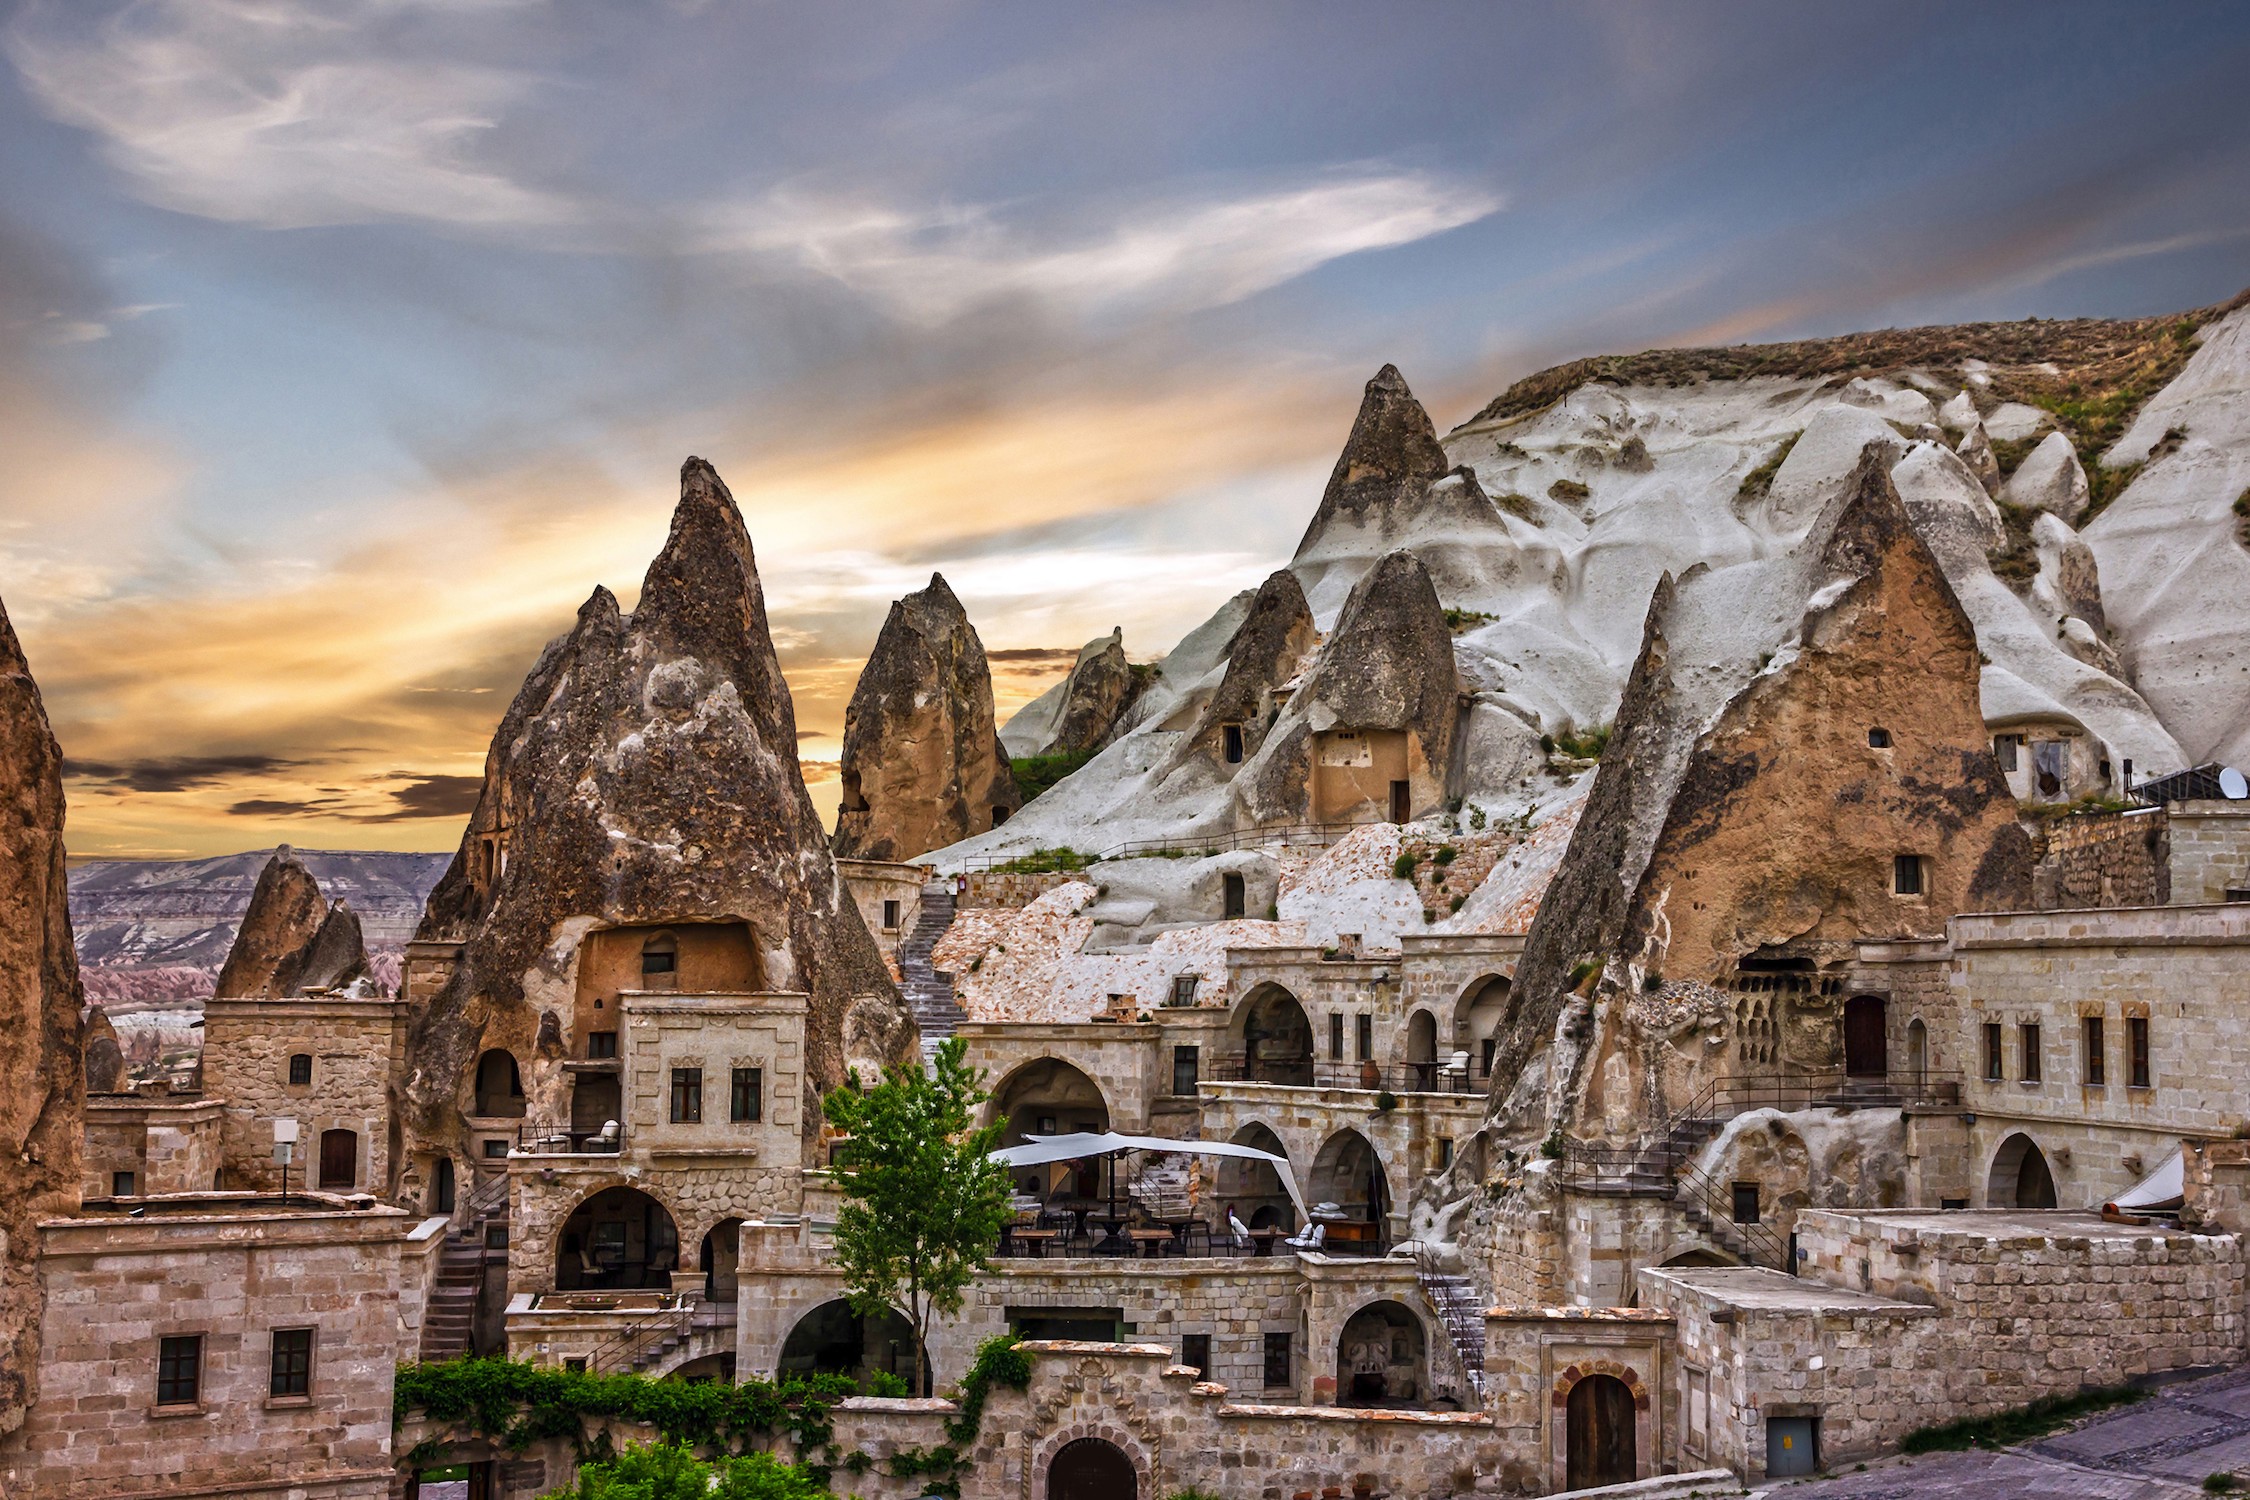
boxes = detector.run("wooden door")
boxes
[318,1128,357,1190]
[1048,1437,1135,1500]
[1566,1375,1637,1490]
[1843,994,1887,1078]
[1388,780,1411,823]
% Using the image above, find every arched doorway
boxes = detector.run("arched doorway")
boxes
[317,1128,358,1190]
[1842,995,1887,1079]
[1048,1437,1136,1500]
[1217,1122,1295,1232]
[1989,1133,2058,1209]
[990,1058,1111,1201]
[1310,1129,1389,1250]
[1906,1019,1928,1085]
[556,1186,679,1290]
[1455,975,1511,1081]
[432,1156,455,1215]
[473,1050,526,1117]
[1236,984,1314,1085]
[1566,1374,1637,1489]
[700,1218,742,1302]
[778,1298,925,1394]
[1404,1010,1439,1090]
[1336,1300,1427,1408]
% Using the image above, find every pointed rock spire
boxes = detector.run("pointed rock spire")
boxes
[1294,364,1451,556]
[0,591,84,1433]
[833,571,1019,861]
[213,846,328,998]
[1189,569,1316,766]
[1036,628,1147,757]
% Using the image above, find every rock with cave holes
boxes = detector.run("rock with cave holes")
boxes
[408,457,908,1176]
[832,572,1019,862]
[212,846,370,998]
[0,592,84,1436]
[1178,567,1316,773]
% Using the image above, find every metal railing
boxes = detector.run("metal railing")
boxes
[996,1218,1390,1260]
[954,821,1373,873]
[1212,1056,1488,1097]
[515,1120,623,1155]
[582,1295,694,1374]
[466,1170,509,1222]
[1413,1241,1488,1403]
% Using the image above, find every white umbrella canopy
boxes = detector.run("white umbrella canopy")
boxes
[989,1131,1310,1220]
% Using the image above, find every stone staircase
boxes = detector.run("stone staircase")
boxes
[899,885,965,1059]
[1417,1264,1489,1405]
[418,1236,485,1362]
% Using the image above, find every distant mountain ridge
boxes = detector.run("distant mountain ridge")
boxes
[69,848,449,1011]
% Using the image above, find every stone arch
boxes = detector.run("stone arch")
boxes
[1906,1017,1928,1083]
[1047,1435,1137,1500]
[1561,1368,1642,1489]
[555,1183,682,1290]
[1310,1127,1389,1237]
[778,1296,925,1394]
[1030,1421,1152,1500]
[1402,1007,1440,1088]
[989,1057,1112,1201]
[1989,1132,2059,1209]
[1231,982,1313,1085]
[1217,1120,1295,1232]
[472,1048,526,1117]
[1453,973,1512,1079]
[700,1217,743,1302]
[1335,1298,1427,1408]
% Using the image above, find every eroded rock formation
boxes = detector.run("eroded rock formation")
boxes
[1184,568,1316,766]
[408,458,907,1167]
[0,595,84,1436]
[1490,449,2031,1138]
[833,574,1018,861]
[1294,364,1451,553]
[211,846,371,998]
[80,1007,125,1095]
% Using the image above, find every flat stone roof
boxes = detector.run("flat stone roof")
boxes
[1642,1266,1934,1316]
[1817,1208,2193,1240]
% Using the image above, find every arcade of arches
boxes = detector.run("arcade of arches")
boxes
[556,1186,679,1291]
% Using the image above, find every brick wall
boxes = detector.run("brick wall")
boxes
[2169,801,2250,904]
[2029,807,2169,909]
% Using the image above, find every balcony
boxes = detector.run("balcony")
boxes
[1212,1056,1485,1096]
[514,1119,622,1155]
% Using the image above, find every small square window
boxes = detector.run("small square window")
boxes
[1262,1331,1292,1388]
[270,1328,313,1398]
[1867,727,1892,748]
[586,1031,618,1060]
[1731,1182,1760,1225]
[730,1067,762,1124]
[287,1054,313,1087]
[482,1139,508,1159]
[1170,974,1199,1007]
[881,899,900,931]
[156,1334,202,1407]
[670,1067,703,1124]
[111,1170,136,1197]
[1892,855,1925,897]
[1181,1333,1211,1377]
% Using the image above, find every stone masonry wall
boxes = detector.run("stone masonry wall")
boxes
[961,871,1076,909]
[201,996,402,1193]
[2030,808,2169,909]
[2169,801,2250,904]
[80,1096,225,1199]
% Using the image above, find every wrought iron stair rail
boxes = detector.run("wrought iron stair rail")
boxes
[1412,1240,1489,1404]
[583,1296,695,1375]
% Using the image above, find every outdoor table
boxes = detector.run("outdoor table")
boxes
[1127,1228,1172,1259]
[1010,1229,1058,1258]
[1090,1214,1132,1254]
[1249,1228,1282,1258]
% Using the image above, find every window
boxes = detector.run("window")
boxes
[2020,1023,2042,1084]
[1170,974,1199,1007]
[1172,1045,1200,1097]
[1181,1333,1211,1378]
[564,1356,588,1373]
[1983,1022,2004,1081]
[586,1031,618,1060]
[1941,1197,1969,1211]
[881,899,900,931]
[1437,1138,1454,1171]
[270,1328,313,1398]
[1222,872,1246,919]
[991,805,1009,826]
[641,941,677,976]
[1994,734,2020,772]
[2083,1016,2106,1087]
[1262,1331,1292,1388]
[1731,1182,1760,1225]
[1328,1013,1345,1061]
[1356,1013,1373,1063]
[1892,854,1925,896]
[670,1067,703,1124]
[1480,1038,1497,1078]
[1867,727,1892,748]
[1222,723,1244,763]
[2129,1016,2151,1089]
[730,1067,763,1123]
[111,1170,136,1197]
[482,1139,508,1159]
[156,1334,202,1407]
[288,1053,313,1086]
[729,1065,765,1124]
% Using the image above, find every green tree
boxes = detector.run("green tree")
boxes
[821,1036,1015,1397]
[557,1439,822,1500]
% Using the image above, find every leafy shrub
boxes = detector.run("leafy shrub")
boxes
[1733,433,1800,508]
[395,1358,855,1458]
[1009,752,1092,805]
[1898,1383,2144,1453]
[1392,851,1419,880]
[560,1440,824,1500]
[1550,724,1611,761]
[992,847,1095,875]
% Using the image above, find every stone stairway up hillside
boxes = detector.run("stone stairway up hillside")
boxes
[899,885,965,1060]
[1415,1262,1489,1405]
[418,1237,485,1362]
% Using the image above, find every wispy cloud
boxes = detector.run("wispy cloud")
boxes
[5,0,575,231]
[702,169,1503,324]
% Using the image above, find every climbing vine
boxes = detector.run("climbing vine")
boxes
[867,1334,1034,1498]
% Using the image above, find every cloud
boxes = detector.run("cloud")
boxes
[5,0,576,231]
[368,772,484,821]
[986,646,1082,666]
[69,753,306,793]
[701,168,1502,324]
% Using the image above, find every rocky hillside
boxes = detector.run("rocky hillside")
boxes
[959,291,2250,867]
[67,847,448,1010]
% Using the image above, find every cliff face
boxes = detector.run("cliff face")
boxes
[833,574,1018,862]
[409,458,908,1166]
[1492,450,2031,1139]
[0,595,84,1436]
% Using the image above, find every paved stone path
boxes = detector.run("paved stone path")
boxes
[1756,1364,2250,1498]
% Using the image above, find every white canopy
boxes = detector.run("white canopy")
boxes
[989,1131,1310,1220]
[2104,1147,2184,1215]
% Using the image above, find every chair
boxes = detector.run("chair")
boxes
[1283,1222,1327,1251]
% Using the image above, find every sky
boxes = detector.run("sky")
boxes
[3,1,2249,860]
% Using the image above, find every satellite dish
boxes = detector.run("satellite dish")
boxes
[2221,766,2249,800]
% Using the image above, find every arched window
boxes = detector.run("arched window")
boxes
[474,1050,526,1117]
[640,933,678,990]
